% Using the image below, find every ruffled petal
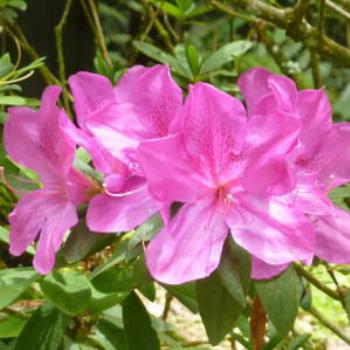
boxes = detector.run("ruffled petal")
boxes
[9,190,78,274]
[138,134,208,203]
[314,207,350,264]
[4,86,74,184]
[146,196,228,284]
[87,182,158,233]
[251,256,289,280]
[115,64,183,137]
[242,112,300,195]
[182,82,246,184]
[227,194,315,265]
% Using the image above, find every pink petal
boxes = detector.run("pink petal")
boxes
[138,134,209,203]
[296,89,332,155]
[242,112,300,195]
[69,71,116,128]
[181,82,246,185]
[4,86,75,184]
[237,67,271,114]
[317,123,350,188]
[314,207,350,264]
[9,190,78,274]
[252,257,289,280]
[146,196,228,284]
[227,194,315,265]
[115,65,183,137]
[87,181,158,232]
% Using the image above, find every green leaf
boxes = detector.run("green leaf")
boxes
[329,184,350,209]
[15,304,67,350]
[0,268,38,309]
[7,0,26,11]
[132,41,190,79]
[197,271,242,345]
[0,53,13,77]
[88,267,134,312]
[344,289,350,322]
[122,292,160,350]
[200,41,253,74]
[97,319,128,350]
[218,239,251,306]
[0,96,26,106]
[185,44,200,77]
[0,317,26,338]
[285,334,311,350]
[255,267,301,337]
[41,271,92,315]
[59,220,116,265]
[164,283,198,313]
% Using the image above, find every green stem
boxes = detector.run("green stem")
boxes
[55,0,73,113]
[86,0,112,67]
[294,264,342,301]
[309,306,350,345]
[211,0,350,67]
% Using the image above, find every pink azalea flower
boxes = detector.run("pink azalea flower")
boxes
[67,65,183,232]
[138,82,315,284]
[4,86,95,274]
[239,68,350,278]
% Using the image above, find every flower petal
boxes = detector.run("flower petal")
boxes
[69,71,116,128]
[115,64,183,137]
[9,190,78,274]
[4,86,74,184]
[314,207,350,264]
[138,134,208,203]
[228,194,315,265]
[146,196,228,284]
[182,82,246,184]
[242,112,300,194]
[87,183,158,232]
[251,257,289,280]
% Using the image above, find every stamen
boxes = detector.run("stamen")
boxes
[103,183,147,198]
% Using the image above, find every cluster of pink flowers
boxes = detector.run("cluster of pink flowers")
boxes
[5,65,350,283]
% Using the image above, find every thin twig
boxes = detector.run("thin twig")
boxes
[211,0,350,67]
[294,264,342,301]
[310,50,323,88]
[55,0,73,113]
[86,0,112,67]
[309,306,350,345]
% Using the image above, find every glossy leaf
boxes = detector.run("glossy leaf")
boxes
[0,267,38,309]
[41,271,92,315]
[15,304,67,350]
[200,41,252,74]
[218,238,251,306]
[255,267,301,336]
[197,271,242,345]
[122,292,160,350]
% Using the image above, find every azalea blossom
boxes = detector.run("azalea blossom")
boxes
[4,86,95,274]
[138,82,315,284]
[66,65,183,232]
[239,68,350,278]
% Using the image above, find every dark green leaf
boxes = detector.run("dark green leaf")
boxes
[0,268,38,309]
[97,319,128,350]
[218,238,251,306]
[164,282,198,313]
[41,271,91,315]
[59,220,116,265]
[255,267,301,336]
[197,271,242,345]
[122,292,160,350]
[15,304,67,350]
